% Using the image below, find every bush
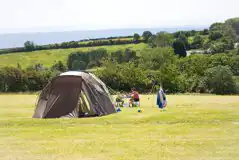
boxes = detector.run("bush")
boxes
[96,60,151,92]
[0,67,56,92]
[140,47,176,70]
[110,48,137,63]
[0,67,25,92]
[209,31,223,41]
[72,60,87,70]
[190,36,203,49]
[67,49,108,70]
[51,61,67,72]
[200,65,237,94]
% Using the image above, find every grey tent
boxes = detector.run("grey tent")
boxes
[33,71,116,118]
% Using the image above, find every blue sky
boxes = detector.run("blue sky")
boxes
[0,0,238,33]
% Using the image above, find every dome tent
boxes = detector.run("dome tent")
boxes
[33,71,116,118]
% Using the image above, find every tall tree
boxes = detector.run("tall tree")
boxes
[142,31,153,42]
[172,39,187,57]
[24,41,35,51]
[225,17,239,35]
[152,32,173,47]
[178,34,189,49]
[191,35,203,49]
[133,33,140,43]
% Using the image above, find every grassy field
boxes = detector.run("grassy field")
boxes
[0,94,238,160]
[0,43,147,69]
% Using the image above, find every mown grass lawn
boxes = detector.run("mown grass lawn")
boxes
[0,94,238,160]
[0,43,147,69]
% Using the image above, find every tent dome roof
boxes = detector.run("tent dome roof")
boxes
[59,71,89,77]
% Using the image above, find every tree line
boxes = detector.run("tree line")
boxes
[96,47,239,94]
[0,46,238,94]
[0,36,143,54]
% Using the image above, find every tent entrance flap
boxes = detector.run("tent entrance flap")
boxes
[44,76,82,118]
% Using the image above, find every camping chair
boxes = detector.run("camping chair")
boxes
[115,95,124,108]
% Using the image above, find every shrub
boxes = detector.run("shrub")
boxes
[67,49,108,70]
[200,65,237,94]
[51,61,67,72]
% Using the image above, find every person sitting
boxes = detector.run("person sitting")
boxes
[115,92,124,107]
[130,88,140,107]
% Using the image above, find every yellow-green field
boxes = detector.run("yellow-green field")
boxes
[0,94,238,160]
[0,43,147,69]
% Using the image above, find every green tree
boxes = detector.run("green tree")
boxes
[111,50,124,63]
[72,60,86,70]
[209,20,237,42]
[96,60,150,92]
[177,55,211,77]
[133,33,140,43]
[51,61,67,72]
[200,29,209,35]
[0,67,25,92]
[223,26,237,41]
[209,31,223,41]
[209,22,225,31]
[24,41,35,51]
[200,65,237,94]
[172,39,187,57]
[123,48,137,62]
[140,47,176,70]
[88,48,108,63]
[152,32,173,47]
[142,31,153,42]
[191,35,203,49]
[140,47,180,93]
[228,55,239,75]
[209,41,227,54]
[225,17,239,35]
[148,35,157,48]
[178,34,189,49]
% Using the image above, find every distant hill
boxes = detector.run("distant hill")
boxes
[0,26,207,49]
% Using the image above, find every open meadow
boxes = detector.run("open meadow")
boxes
[0,43,147,69]
[0,94,238,160]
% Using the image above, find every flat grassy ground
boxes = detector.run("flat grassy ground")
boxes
[0,94,238,160]
[0,43,147,69]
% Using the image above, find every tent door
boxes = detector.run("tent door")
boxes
[44,76,82,118]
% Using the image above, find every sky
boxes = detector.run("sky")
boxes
[0,0,238,33]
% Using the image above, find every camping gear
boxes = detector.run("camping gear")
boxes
[137,108,143,113]
[116,107,122,112]
[115,93,124,107]
[33,71,116,118]
[156,87,167,109]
